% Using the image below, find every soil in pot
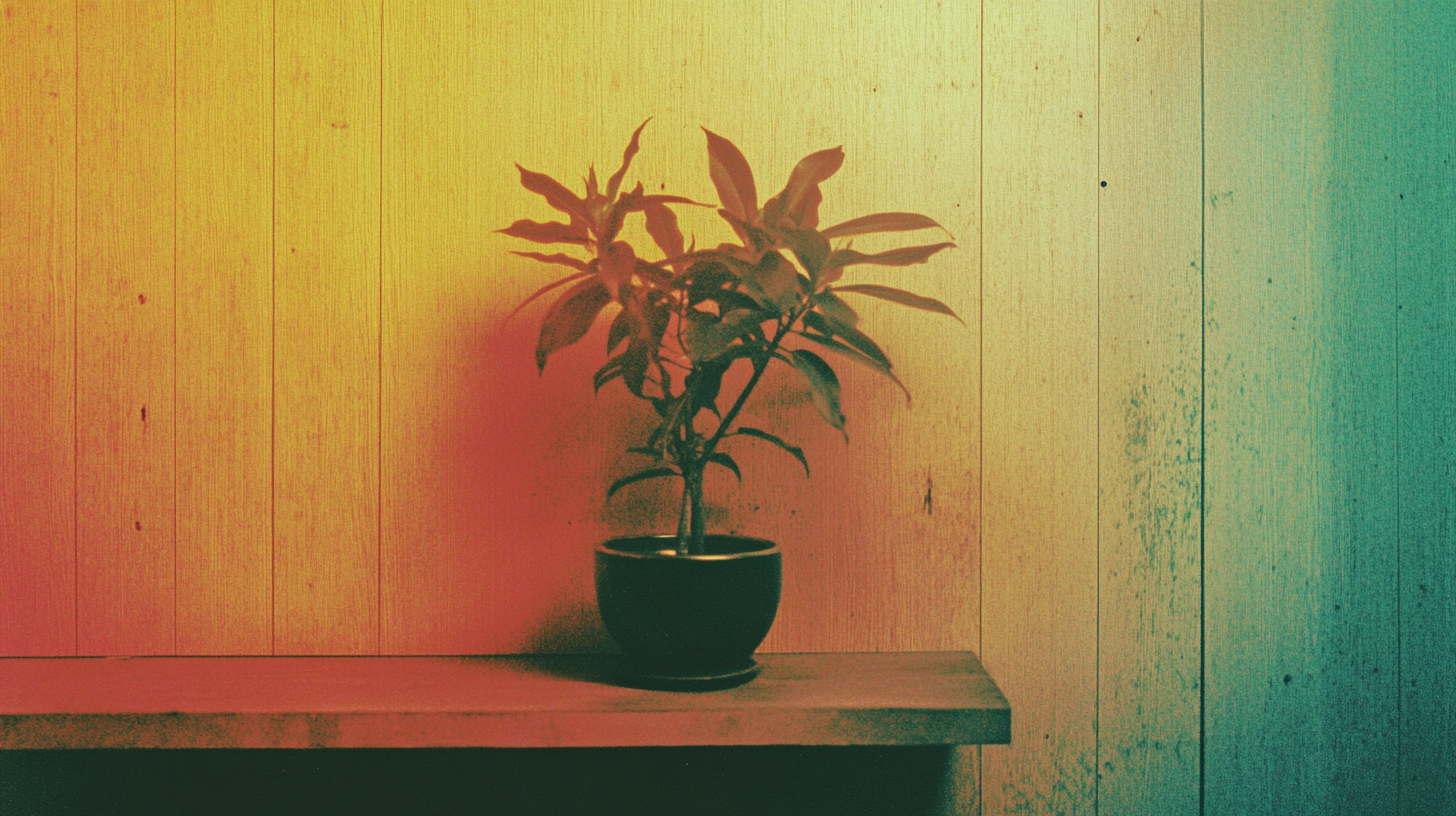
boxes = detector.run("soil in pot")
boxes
[595,534,782,691]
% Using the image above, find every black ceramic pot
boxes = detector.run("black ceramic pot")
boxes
[595,534,782,691]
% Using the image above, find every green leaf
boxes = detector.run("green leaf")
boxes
[682,309,761,362]
[536,279,612,372]
[825,241,956,270]
[593,356,624,393]
[686,260,737,305]
[705,452,742,483]
[515,164,590,224]
[606,307,632,354]
[732,427,809,477]
[819,212,946,240]
[817,312,892,370]
[778,226,831,281]
[619,341,652,397]
[798,331,911,405]
[642,202,684,261]
[497,219,592,245]
[742,251,802,315]
[789,183,823,229]
[685,358,731,416]
[763,146,843,227]
[606,466,680,500]
[702,127,758,222]
[790,349,846,435]
[813,291,860,327]
[606,118,651,202]
[831,284,963,323]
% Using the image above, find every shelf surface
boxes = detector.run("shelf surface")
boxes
[0,651,1009,749]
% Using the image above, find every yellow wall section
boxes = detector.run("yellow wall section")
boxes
[175,0,273,656]
[980,1,1099,811]
[75,0,176,656]
[273,0,381,656]
[1096,2,1201,812]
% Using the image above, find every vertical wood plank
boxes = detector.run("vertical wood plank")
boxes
[273,0,380,655]
[1096,2,1202,812]
[380,0,494,655]
[0,0,77,656]
[980,1,1099,812]
[75,0,175,656]
[1397,2,1456,811]
[1315,1,1401,805]
[174,0,272,655]
[1205,1,1402,812]
[1204,7,1326,808]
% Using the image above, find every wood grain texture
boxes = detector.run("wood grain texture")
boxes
[1205,1,1403,812]
[0,652,1009,748]
[0,0,77,656]
[980,2,1099,813]
[1315,2,1401,806]
[1204,5,1330,810]
[74,0,176,656]
[174,0,273,656]
[273,0,380,655]
[380,0,528,655]
[1396,2,1456,811]
[1096,2,1202,812]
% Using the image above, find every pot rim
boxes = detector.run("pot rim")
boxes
[597,533,780,561]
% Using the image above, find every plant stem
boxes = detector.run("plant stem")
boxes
[675,470,692,555]
[675,304,808,554]
[698,307,804,466]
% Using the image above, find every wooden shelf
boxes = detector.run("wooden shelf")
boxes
[0,651,1009,749]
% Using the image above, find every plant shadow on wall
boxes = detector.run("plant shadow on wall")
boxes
[493,119,962,687]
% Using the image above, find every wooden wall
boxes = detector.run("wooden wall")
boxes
[1,1,1451,813]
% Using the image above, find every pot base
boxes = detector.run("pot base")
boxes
[610,658,761,692]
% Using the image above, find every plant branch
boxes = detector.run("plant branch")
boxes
[698,305,807,465]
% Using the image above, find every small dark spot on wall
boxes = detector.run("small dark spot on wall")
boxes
[291,247,297,253]
[1334,604,1341,611]
[1268,278,1273,284]
[1399,194,1404,199]
[331,121,349,129]
[135,521,142,531]
[1077,111,1084,119]
[1283,674,1292,685]
[1100,181,1107,188]
[923,476,933,515]
[138,293,147,304]
[1136,35,1141,42]
[141,405,147,422]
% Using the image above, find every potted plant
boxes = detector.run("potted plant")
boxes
[500,120,960,689]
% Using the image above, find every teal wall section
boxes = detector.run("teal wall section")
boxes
[1206,1,1454,813]
[1396,2,1456,812]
